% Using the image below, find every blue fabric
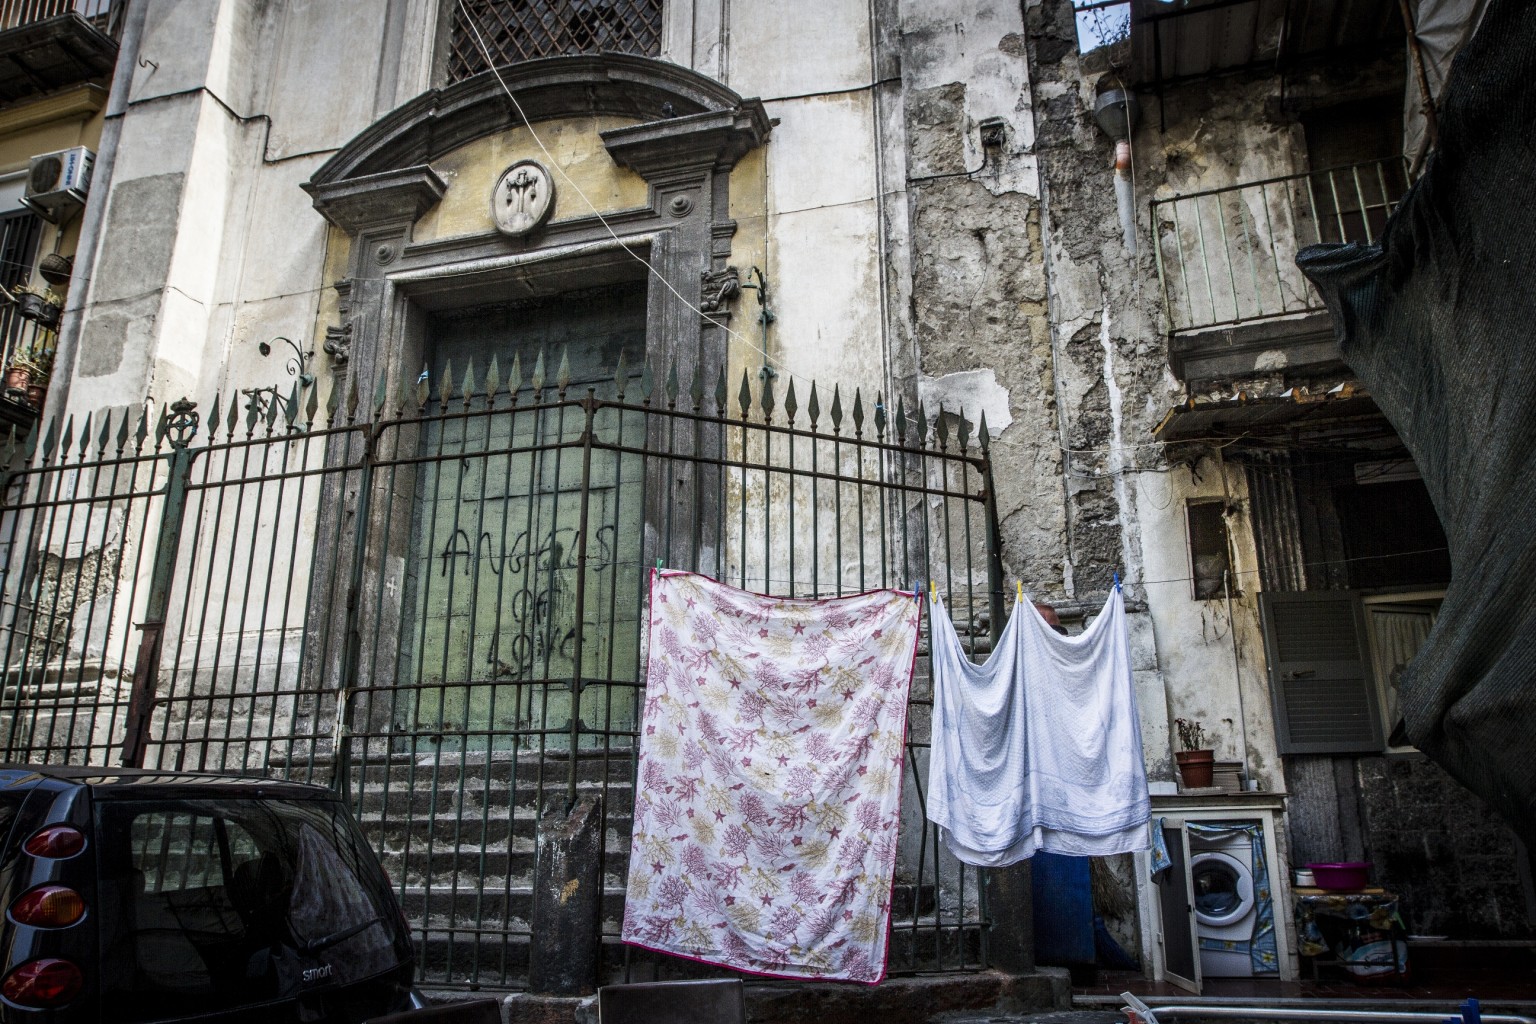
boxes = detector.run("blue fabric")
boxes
[1149,817,1171,877]
[1187,821,1278,976]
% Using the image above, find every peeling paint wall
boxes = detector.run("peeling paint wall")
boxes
[1023,0,1532,959]
[897,0,1067,597]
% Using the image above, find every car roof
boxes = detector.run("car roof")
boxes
[0,764,335,800]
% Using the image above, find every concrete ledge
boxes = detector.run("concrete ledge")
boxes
[481,968,1071,1024]
[742,970,1072,1024]
[432,969,1072,1024]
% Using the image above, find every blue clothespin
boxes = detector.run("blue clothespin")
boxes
[912,581,922,600]
[1113,569,1121,593]
[1461,998,1481,1024]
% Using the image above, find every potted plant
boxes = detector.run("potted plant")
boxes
[2,359,29,394]
[1174,717,1216,789]
[11,285,61,330]
[11,344,52,410]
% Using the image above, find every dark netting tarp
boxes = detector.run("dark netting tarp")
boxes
[1298,0,1536,845]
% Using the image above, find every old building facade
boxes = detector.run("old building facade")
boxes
[0,0,1527,1000]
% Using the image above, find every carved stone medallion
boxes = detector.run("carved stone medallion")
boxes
[492,160,555,238]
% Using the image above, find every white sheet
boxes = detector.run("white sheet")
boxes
[927,588,1150,866]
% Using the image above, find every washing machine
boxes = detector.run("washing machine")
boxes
[1189,829,1272,978]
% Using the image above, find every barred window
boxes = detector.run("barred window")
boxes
[448,0,663,82]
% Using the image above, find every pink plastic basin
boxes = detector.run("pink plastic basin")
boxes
[1307,861,1372,890]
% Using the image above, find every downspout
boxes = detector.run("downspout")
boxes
[1114,139,1137,255]
[45,0,149,420]
[1094,88,1141,256]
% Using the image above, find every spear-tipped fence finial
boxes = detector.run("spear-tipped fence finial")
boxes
[485,355,501,403]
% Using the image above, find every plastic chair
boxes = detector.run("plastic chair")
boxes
[363,997,501,1024]
[596,978,745,1024]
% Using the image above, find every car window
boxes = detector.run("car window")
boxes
[96,796,406,1021]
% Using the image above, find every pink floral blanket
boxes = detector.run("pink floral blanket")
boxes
[621,570,922,983]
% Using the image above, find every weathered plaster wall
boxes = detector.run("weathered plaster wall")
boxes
[1026,0,1532,950]
[896,0,1065,595]
[62,0,439,417]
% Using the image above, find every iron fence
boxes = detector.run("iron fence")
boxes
[1152,157,1412,335]
[0,353,1002,988]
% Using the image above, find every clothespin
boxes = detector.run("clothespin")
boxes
[1113,569,1121,593]
[655,557,663,572]
[912,581,922,600]
[929,580,937,603]
[1016,580,1024,604]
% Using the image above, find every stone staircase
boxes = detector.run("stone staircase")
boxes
[348,751,984,988]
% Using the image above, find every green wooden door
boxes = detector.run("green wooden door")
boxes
[401,284,646,753]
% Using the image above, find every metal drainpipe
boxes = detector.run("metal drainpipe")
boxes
[44,0,149,421]
[1114,139,1137,255]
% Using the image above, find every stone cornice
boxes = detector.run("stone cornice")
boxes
[600,105,772,179]
[302,165,448,234]
[309,54,767,186]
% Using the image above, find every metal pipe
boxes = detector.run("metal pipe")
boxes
[1137,1005,1535,1024]
[1114,140,1137,255]
[1223,568,1251,786]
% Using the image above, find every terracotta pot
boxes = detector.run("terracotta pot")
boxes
[1175,748,1215,789]
[3,366,30,392]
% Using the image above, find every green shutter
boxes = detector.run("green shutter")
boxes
[1259,590,1384,754]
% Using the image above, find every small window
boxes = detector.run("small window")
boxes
[1186,500,1231,601]
[448,0,664,83]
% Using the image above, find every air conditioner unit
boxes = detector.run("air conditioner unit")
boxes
[20,146,94,224]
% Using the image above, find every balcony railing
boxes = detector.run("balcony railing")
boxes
[0,0,116,36]
[1152,157,1412,335]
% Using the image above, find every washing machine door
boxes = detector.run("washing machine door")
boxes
[1190,851,1254,928]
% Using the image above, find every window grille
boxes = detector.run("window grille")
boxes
[448,0,663,83]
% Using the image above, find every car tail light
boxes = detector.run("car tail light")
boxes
[1,958,83,1007]
[22,825,85,859]
[10,885,85,928]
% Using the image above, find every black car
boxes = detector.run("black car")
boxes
[0,765,418,1022]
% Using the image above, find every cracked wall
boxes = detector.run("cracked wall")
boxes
[1023,0,1533,959]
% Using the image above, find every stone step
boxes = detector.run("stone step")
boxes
[397,883,945,937]
[357,809,634,848]
[408,916,985,987]
[351,754,636,790]
[377,844,632,888]
[354,777,633,817]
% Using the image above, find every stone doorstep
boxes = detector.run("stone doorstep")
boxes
[426,968,1072,1024]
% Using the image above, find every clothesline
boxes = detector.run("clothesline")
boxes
[549,544,1449,599]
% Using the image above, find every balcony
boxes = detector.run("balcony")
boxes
[1152,157,1411,384]
[0,1,120,107]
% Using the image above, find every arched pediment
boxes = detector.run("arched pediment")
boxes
[310,54,763,186]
